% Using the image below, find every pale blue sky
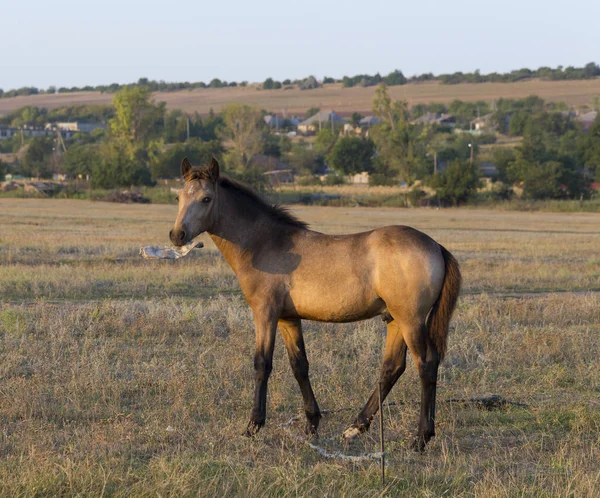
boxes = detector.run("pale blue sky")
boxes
[2,0,599,90]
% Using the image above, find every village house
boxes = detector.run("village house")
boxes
[51,122,106,133]
[411,113,456,128]
[359,116,382,127]
[577,111,598,132]
[348,171,370,185]
[297,110,348,134]
[1,122,103,141]
[470,113,495,132]
[0,125,17,141]
[263,115,286,130]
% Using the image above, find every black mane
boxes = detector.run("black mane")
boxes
[185,168,308,230]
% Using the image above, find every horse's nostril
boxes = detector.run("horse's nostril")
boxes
[180,231,187,241]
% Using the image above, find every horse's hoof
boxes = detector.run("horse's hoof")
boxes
[244,420,264,437]
[305,422,319,439]
[410,434,432,452]
[342,424,366,440]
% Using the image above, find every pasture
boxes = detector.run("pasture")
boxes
[2,79,600,117]
[1,198,599,496]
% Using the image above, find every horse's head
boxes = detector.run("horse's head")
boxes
[170,157,220,246]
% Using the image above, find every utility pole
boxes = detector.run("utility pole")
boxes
[186,117,190,142]
[469,143,473,165]
[434,151,438,174]
[56,128,67,153]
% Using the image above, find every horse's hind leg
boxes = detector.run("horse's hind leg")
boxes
[403,323,440,452]
[279,319,321,435]
[343,320,407,439]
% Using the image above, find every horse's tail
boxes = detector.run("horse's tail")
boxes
[427,245,462,361]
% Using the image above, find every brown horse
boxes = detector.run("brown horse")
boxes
[170,157,461,450]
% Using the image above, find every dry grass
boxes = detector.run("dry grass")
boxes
[2,79,600,117]
[1,199,599,496]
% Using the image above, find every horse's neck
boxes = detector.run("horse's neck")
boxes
[207,194,276,274]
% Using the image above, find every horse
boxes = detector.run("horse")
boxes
[170,157,461,451]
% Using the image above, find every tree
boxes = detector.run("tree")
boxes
[429,159,481,206]
[383,69,407,86]
[209,78,224,88]
[582,114,600,179]
[150,139,224,179]
[94,87,163,188]
[63,143,100,178]
[289,144,324,175]
[491,147,517,183]
[262,134,282,158]
[263,78,275,90]
[20,136,55,179]
[370,86,422,183]
[93,149,153,188]
[219,104,264,170]
[262,78,281,90]
[108,86,164,156]
[327,137,375,175]
[313,128,338,155]
[520,161,563,199]
[298,76,319,90]
[372,84,407,131]
[279,135,292,155]
[305,107,320,119]
[351,112,363,127]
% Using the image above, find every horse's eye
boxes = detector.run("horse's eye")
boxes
[175,196,179,202]
[202,197,212,204]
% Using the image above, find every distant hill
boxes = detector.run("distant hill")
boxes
[1,79,600,117]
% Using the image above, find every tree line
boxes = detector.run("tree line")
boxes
[2,62,600,100]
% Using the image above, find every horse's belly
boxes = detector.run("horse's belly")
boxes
[286,281,385,323]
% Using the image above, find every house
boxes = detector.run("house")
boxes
[22,126,52,138]
[287,116,302,127]
[52,122,106,133]
[0,125,17,141]
[577,111,598,132]
[359,116,382,127]
[470,113,495,131]
[478,162,499,178]
[264,115,285,130]
[348,171,370,185]
[297,110,348,134]
[411,113,456,128]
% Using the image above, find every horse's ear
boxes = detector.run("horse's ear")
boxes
[181,157,192,178]
[207,157,220,182]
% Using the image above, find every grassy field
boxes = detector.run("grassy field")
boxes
[2,79,600,117]
[1,198,600,496]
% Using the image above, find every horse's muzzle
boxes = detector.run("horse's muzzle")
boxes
[169,228,187,246]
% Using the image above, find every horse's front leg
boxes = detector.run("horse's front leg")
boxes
[245,307,278,437]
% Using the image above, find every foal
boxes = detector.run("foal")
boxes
[170,158,461,450]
